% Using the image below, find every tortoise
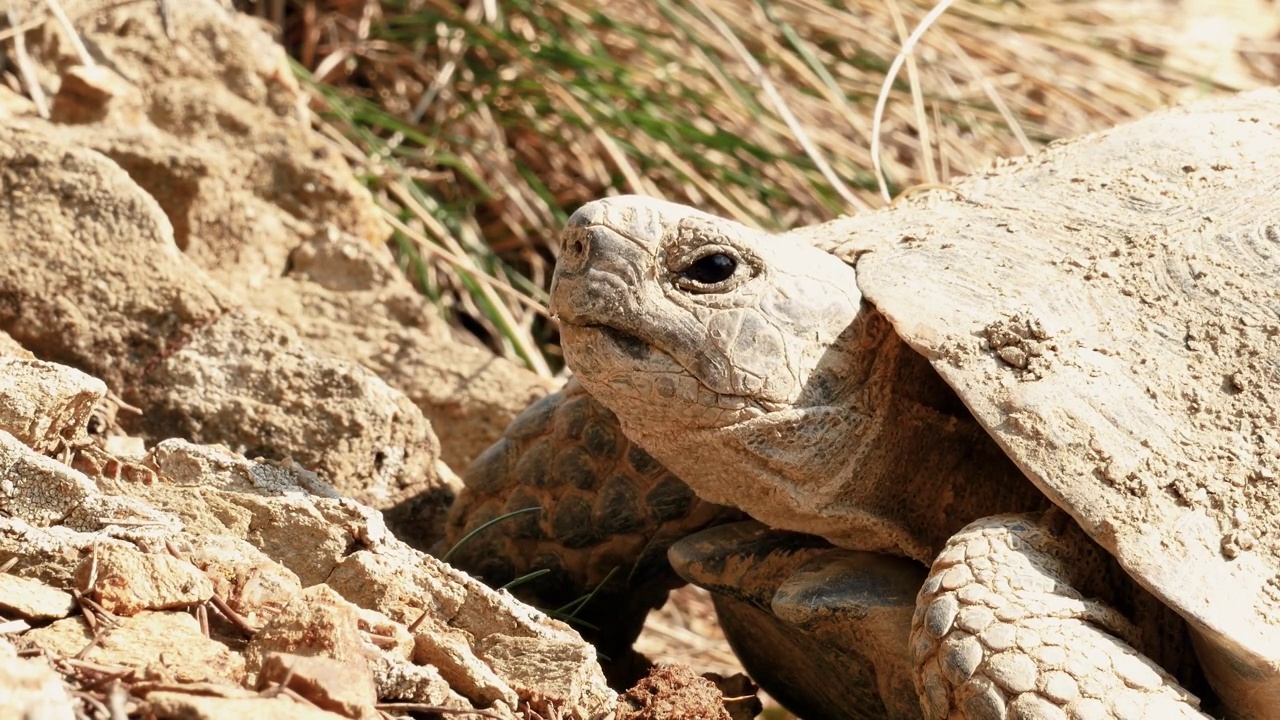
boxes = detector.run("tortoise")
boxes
[445,89,1280,719]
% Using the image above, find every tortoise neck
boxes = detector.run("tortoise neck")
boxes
[818,332,1048,562]
[630,318,1046,564]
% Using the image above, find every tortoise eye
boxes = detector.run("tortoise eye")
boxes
[681,253,737,285]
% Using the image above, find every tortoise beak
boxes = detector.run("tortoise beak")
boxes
[547,223,605,326]
[548,214,595,323]
[550,197,657,327]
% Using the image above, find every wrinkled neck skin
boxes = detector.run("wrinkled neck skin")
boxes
[552,196,1036,563]
[563,308,938,560]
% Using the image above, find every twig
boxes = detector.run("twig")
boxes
[74,626,109,660]
[207,593,261,636]
[870,0,956,203]
[407,606,432,633]
[157,0,172,40]
[105,679,129,720]
[105,388,143,415]
[43,0,94,67]
[72,597,121,651]
[80,665,135,693]
[6,3,49,118]
[884,0,936,186]
[72,690,113,719]
[85,542,101,594]
[258,664,297,699]
[163,540,260,636]
[60,657,132,677]
[76,593,121,629]
[72,590,106,635]
[364,630,400,649]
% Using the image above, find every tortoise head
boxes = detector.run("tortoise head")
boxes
[551,196,913,553]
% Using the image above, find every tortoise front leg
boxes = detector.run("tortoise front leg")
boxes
[671,521,927,720]
[912,511,1211,720]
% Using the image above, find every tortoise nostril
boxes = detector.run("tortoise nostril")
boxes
[557,229,591,274]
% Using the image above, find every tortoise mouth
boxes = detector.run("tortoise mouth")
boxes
[570,322,652,362]
[562,320,785,430]
[598,325,649,360]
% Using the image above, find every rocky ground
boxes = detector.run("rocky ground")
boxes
[0,1,752,717]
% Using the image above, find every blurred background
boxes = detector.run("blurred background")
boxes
[233,0,1280,379]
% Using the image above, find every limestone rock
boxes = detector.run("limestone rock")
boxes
[0,517,138,590]
[0,121,450,530]
[20,612,246,684]
[24,0,531,486]
[0,329,33,359]
[142,689,352,720]
[0,573,75,620]
[258,653,379,720]
[256,230,560,473]
[147,439,339,498]
[73,543,214,615]
[185,534,303,628]
[412,613,518,708]
[244,584,374,678]
[0,120,235,394]
[370,656,479,712]
[138,311,444,516]
[0,429,97,524]
[0,638,74,720]
[0,356,105,453]
[479,634,615,718]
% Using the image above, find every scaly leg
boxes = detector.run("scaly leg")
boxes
[911,511,1211,720]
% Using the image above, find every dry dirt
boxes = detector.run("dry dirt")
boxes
[0,1,744,718]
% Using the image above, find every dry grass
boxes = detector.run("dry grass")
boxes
[237,0,1279,377]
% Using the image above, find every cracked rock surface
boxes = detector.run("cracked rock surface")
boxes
[0,340,616,718]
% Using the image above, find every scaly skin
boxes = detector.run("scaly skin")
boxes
[443,378,739,685]
[912,512,1208,719]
